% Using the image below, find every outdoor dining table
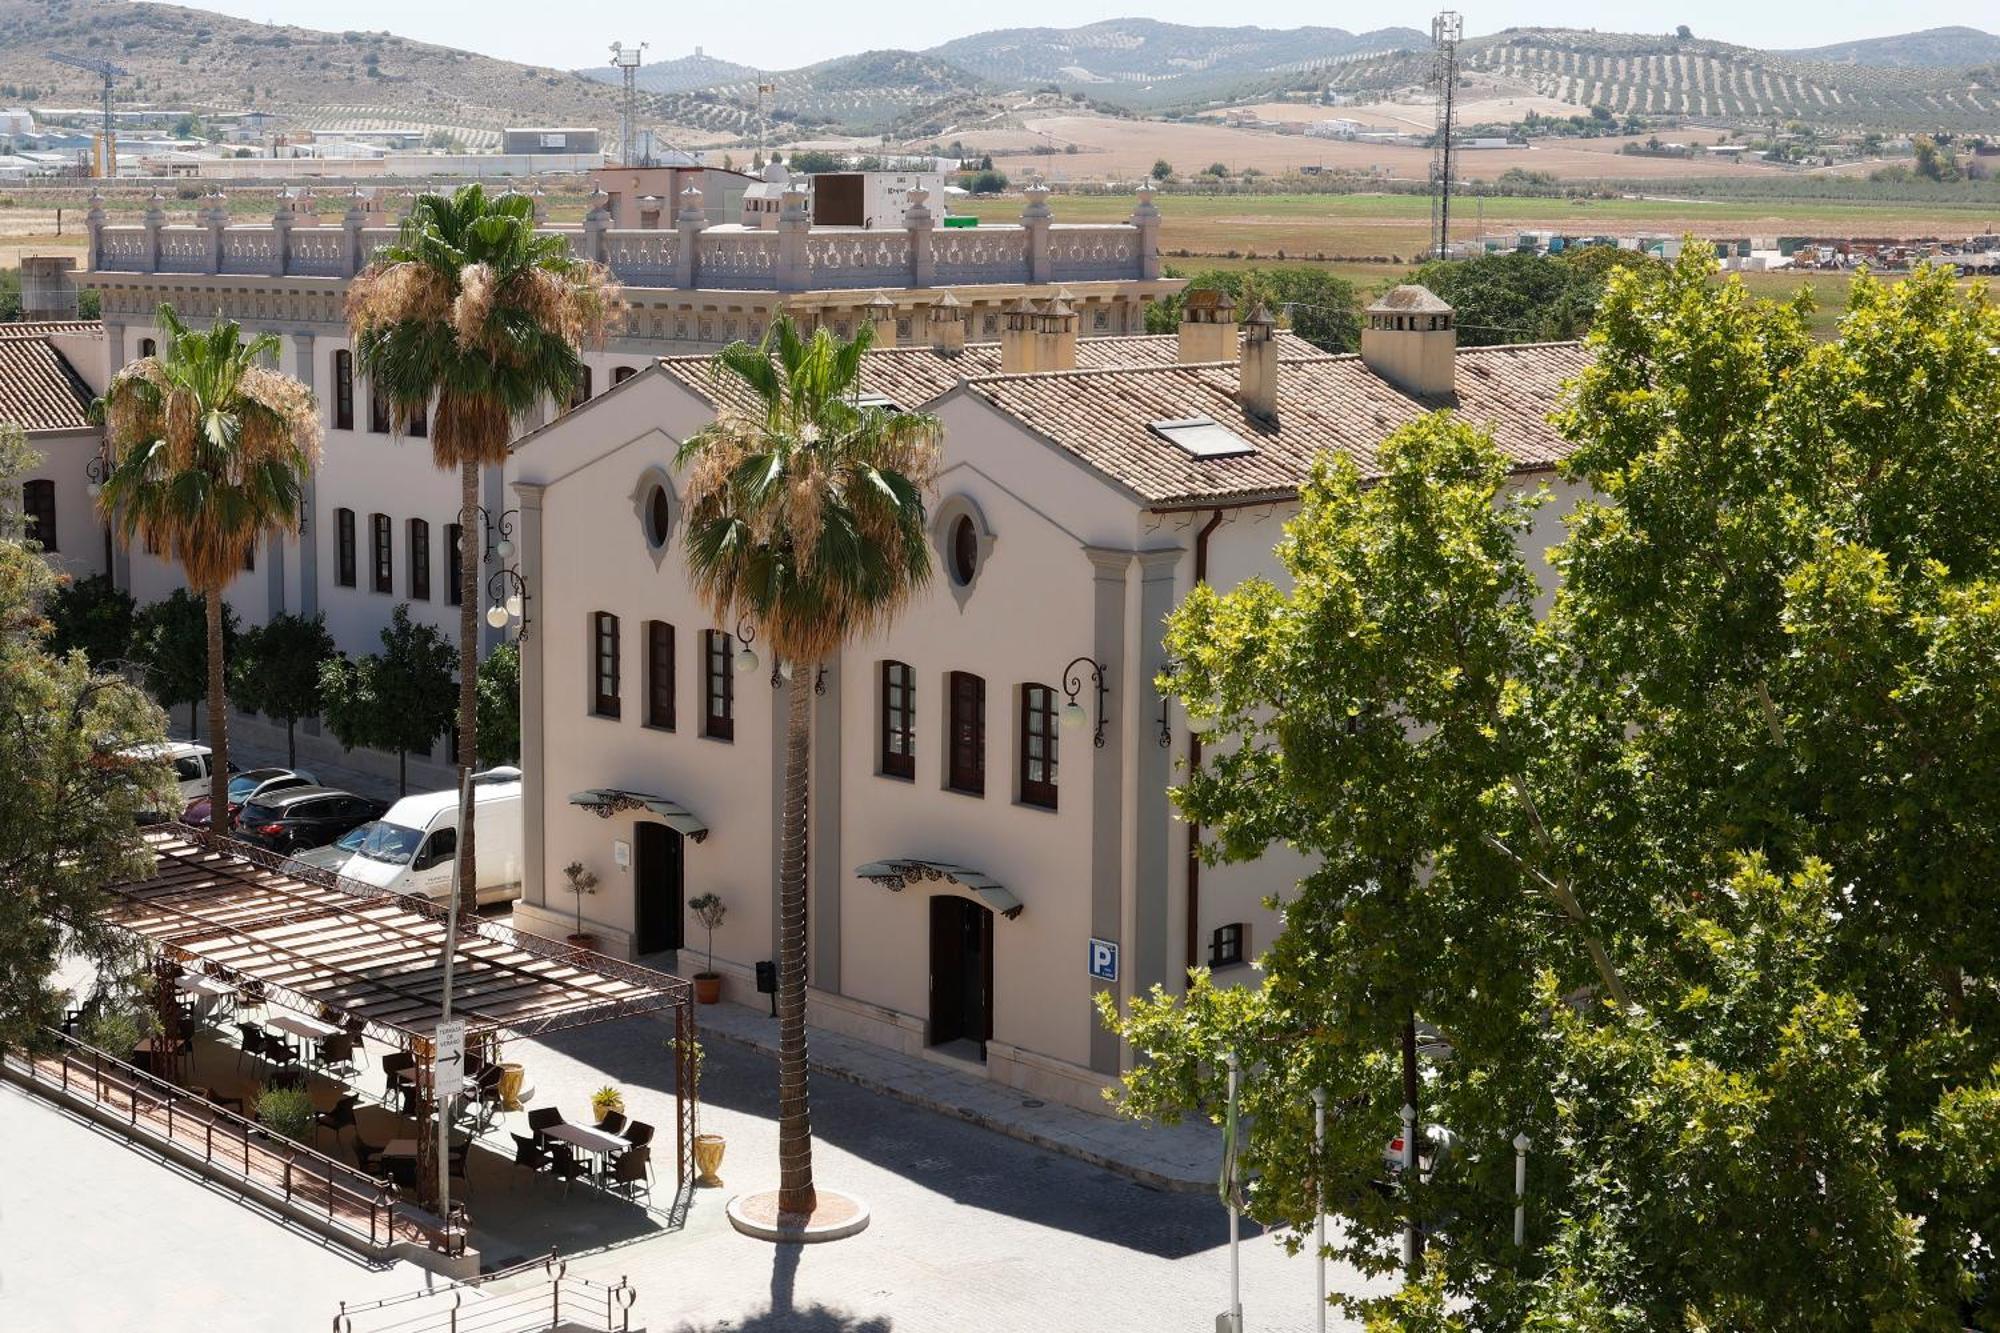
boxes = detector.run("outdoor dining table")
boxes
[544,1121,627,1165]
[265,1011,340,1041]
[175,975,236,1002]
[382,1138,419,1159]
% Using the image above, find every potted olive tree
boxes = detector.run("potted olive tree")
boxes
[687,892,726,1004]
[562,860,599,949]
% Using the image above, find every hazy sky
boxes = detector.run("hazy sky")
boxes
[191,3,1980,74]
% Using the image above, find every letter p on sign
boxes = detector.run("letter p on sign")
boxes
[1088,937,1119,983]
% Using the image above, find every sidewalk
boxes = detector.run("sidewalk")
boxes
[695,998,1222,1193]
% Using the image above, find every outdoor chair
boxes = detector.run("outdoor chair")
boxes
[606,1146,651,1204]
[526,1106,564,1146]
[235,1022,267,1075]
[545,1142,590,1197]
[262,1031,299,1070]
[620,1121,656,1180]
[315,1093,358,1146]
[466,1065,505,1130]
[510,1133,548,1189]
[352,1136,385,1175]
[382,1052,418,1114]
[596,1108,627,1135]
[447,1140,471,1195]
[384,1156,418,1193]
[316,1032,357,1077]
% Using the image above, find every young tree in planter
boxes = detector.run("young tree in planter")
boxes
[231,612,332,766]
[41,573,137,670]
[687,892,727,1001]
[98,304,320,830]
[0,427,176,1048]
[132,588,237,738]
[679,314,940,1224]
[318,606,457,793]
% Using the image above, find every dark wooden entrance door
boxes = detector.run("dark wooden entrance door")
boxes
[635,821,684,955]
[928,894,993,1054]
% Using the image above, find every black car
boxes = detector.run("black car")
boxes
[234,786,387,854]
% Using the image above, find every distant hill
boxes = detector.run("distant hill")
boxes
[578,50,757,96]
[1780,26,2000,68]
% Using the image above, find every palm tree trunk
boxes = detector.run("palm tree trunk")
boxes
[455,460,480,919]
[205,589,228,834]
[776,668,817,1217]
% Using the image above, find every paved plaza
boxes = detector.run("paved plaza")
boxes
[4,1000,1392,1331]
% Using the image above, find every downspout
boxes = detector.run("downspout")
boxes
[1184,506,1227,980]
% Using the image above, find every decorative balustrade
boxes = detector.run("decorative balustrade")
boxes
[933,227,1031,286]
[87,186,1163,291]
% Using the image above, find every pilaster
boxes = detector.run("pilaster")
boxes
[515,482,548,909]
[1084,545,1132,1075]
[291,333,318,622]
[1134,546,1187,994]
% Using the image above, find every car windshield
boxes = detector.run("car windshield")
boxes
[172,756,203,781]
[227,771,283,800]
[348,822,425,865]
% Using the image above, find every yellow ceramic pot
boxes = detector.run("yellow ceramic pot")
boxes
[694,1132,727,1187]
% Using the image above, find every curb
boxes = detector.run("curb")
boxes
[700,1024,1211,1194]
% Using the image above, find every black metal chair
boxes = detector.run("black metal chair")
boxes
[382,1051,418,1116]
[545,1142,590,1196]
[620,1120,655,1180]
[527,1106,564,1146]
[236,1022,267,1075]
[315,1093,359,1146]
[316,1032,357,1078]
[606,1145,651,1204]
[510,1133,548,1189]
[596,1108,627,1136]
[262,1030,300,1072]
[353,1136,385,1175]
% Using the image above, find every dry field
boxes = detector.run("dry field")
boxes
[963,114,1807,184]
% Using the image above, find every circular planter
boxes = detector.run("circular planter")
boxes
[693,973,722,1004]
[693,1132,726,1186]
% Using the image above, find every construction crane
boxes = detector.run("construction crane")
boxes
[47,50,128,179]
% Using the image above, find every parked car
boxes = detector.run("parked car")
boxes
[122,741,234,804]
[181,766,318,828]
[294,768,524,905]
[232,786,387,854]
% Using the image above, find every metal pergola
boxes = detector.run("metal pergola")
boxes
[100,828,699,1194]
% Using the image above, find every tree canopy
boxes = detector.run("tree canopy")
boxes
[475,640,519,768]
[1146,266,1363,354]
[1106,249,2000,1328]
[132,588,237,737]
[1402,247,1659,347]
[42,573,137,671]
[232,612,333,766]
[319,606,457,793]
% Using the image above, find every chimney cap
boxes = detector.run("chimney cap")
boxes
[1184,287,1236,314]
[931,290,962,308]
[1243,301,1276,328]
[867,291,896,310]
[1366,284,1453,315]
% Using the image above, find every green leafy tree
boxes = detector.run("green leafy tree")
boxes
[475,640,519,767]
[347,183,616,914]
[132,588,238,738]
[1403,248,1656,347]
[1145,267,1362,354]
[41,573,136,670]
[1106,248,2000,1327]
[678,314,941,1218]
[1151,158,1174,181]
[97,305,319,829]
[0,424,175,1048]
[318,606,457,794]
[231,612,332,766]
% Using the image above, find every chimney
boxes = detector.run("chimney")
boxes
[1034,291,1078,372]
[18,255,78,320]
[866,292,898,348]
[927,291,965,357]
[1360,284,1457,398]
[1000,296,1039,374]
[1178,287,1237,363]
[1238,302,1278,425]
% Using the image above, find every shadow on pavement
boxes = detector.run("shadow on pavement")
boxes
[659,1243,894,1332]
[540,1019,1257,1261]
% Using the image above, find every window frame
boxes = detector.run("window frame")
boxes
[369,379,391,434]
[879,660,915,780]
[947,670,986,796]
[612,365,637,385]
[333,350,354,430]
[1019,682,1058,810]
[591,611,622,719]
[408,518,430,601]
[21,479,56,553]
[335,508,357,587]
[1209,922,1247,969]
[703,630,735,742]
[370,513,393,594]
[569,365,593,411]
[645,620,676,731]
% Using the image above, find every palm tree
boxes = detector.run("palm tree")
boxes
[347,183,617,917]
[97,304,321,832]
[679,316,940,1220]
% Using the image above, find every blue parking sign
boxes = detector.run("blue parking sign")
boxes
[1088,937,1119,982]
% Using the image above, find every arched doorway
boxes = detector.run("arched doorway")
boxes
[929,894,993,1059]
[635,821,685,955]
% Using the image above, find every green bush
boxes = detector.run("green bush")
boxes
[253,1084,315,1143]
[79,1005,146,1056]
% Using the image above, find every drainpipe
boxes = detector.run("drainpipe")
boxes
[1184,507,1226,979]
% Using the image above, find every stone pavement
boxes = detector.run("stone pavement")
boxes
[694,998,1221,1193]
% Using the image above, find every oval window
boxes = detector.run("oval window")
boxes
[950,514,979,587]
[645,484,672,549]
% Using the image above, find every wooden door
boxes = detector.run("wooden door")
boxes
[635,821,684,955]
[928,895,993,1054]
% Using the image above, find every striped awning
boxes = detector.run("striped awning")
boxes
[569,789,709,843]
[853,859,1023,920]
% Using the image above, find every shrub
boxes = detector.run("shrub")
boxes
[254,1084,315,1143]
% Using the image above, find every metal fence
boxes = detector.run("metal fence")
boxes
[334,1252,637,1333]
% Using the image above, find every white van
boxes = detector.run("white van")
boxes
[294,768,523,906]
[123,741,229,803]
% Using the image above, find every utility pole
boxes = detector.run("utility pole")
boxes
[609,41,648,168]
[1428,11,1462,259]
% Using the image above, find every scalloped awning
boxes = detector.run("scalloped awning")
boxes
[852,859,1023,920]
[569,789,709,843]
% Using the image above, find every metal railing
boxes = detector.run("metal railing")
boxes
[334,1251,637,1333]
[3,1028,402,1253]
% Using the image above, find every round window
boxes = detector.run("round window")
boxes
[645,484,672,549]
[950,514,979,586]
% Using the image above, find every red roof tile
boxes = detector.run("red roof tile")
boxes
[0,332,96,434]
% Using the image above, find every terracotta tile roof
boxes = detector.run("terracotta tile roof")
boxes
[655,330,1325,416]
[0,328,96,434]
[959,342,1592,508]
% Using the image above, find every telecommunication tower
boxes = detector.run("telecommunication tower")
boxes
[1428,11,1462,259]
[609,41,648,167]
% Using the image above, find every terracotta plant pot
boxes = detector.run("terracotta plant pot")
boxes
[694,973,722,1004]
[694,1132,726,1187]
